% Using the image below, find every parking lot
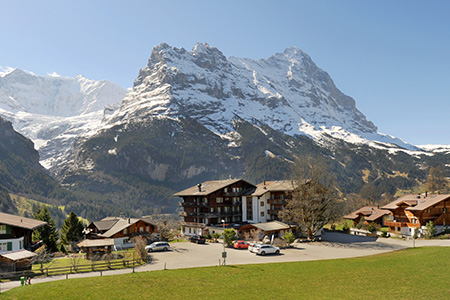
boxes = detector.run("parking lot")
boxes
[138,239,398,272]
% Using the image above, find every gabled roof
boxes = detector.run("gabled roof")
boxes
[92,219,120,232]
[100,218,140,238]
[0,212,47,230]
[381,194,450,212]
[251,180,296,197]
[343,206,391,221]
[99,218,155,238]
[173,179,255,197]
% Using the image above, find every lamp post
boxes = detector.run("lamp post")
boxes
[221,219,227,265]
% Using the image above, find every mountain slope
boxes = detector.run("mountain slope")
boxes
[0,68,127,172]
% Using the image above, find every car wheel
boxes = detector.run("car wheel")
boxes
[275,250,280,255]
[148,249,153,252]
[261,251,265,256]
[163,247,168,251]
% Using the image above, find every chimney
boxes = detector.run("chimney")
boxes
[128,218,130,224]
[425,191,428,197]
[264,180,266,185]
[197,183,202,192]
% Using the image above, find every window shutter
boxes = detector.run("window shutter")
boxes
[7,242,12,251]
[6,225,11,234]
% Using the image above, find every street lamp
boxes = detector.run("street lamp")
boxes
[221,219,227,265]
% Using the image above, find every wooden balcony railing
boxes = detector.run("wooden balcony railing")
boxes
[385,221,420,228]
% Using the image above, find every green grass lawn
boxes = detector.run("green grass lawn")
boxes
[3,247,450,300]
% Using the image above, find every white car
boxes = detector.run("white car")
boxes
[248,243,262,252]
[145,241,171,252]
[251,244,280,255]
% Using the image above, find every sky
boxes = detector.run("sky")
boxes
[1,0,449,145]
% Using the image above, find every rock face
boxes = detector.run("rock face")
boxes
[0,69,127,172]
[108,43,377,138]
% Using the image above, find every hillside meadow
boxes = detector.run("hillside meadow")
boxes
[2,247,450,300]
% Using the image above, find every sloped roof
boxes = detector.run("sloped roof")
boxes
[100,218,140,238]
[381,194,450,211]
[92,219,120,231]
[173,179,255,197]
[241,221,291,232]
[251,180,296,197]
[0,212,47,230]
[343,206,391,221]
[78,238,115,248]
[0,249,37,261]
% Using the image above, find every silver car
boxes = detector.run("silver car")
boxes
[251,244,280,255]
[145,241,171,252]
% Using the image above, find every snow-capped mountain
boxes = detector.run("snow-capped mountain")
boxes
[0,68,127,171]
[107,42,418,152]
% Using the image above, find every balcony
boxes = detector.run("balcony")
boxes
[268,199,288,205]
[268,209,280,215]
[180,202,208,207]
[385,221,420,228]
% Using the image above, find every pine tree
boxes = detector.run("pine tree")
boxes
[33,205,59,252]
[61,211,84,247]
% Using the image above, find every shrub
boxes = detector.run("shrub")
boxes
[281,232,296,247]
[342,223,350,233]
[367,222,377,234]
[424,221,437,239]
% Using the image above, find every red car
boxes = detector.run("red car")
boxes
[233,240,249,249]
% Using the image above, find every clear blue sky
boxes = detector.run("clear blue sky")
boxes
[1,0,449,145]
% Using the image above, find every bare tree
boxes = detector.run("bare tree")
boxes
[279,158,342,240]
[32,249,54,273]
[68,254,82,272]
[133,236,149,263]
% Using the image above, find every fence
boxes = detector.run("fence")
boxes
[0,257,146,281]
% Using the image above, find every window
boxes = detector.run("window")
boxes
[0,242,7,252]
[140,227,144,233]
[224,187,228,193]
[123,228,127,234]
[217,207,221,213]
[261,212,265,217]
[216,197,223,203]
[260,201,264,207]
[0,225,6,234]
[146,226,150,232]
[210,207,214,213]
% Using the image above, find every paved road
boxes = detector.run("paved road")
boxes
[2,234,450,293]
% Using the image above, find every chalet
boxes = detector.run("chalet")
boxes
[0,212,47,272]
[245,180,295,223]
[85,217,157,249]
[174,179,256,235]
[381,194,450,236]
[343,206,392,226]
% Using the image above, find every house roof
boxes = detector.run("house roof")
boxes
[240,221,291,232]
[251,180,296,197]
[78,238,115,248]
[0,212,47,230]
[173,179,255,197]
[100,218,140,238]
[343,206,391,221]
[381,194,450,212]
[0,249,37,261]
[92,219,120,231]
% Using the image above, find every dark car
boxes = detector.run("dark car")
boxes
[189,235,206,244]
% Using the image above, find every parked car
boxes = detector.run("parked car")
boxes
[248,242,262,252]
[189,235,206,244]
[233,240,249,249]
[145,241,171,252]
[251,244,280,255]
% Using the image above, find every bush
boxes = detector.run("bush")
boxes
[367,222,377,234]
[342,223,350,233]
[331,224,336,231]
[223,229,237,247]
[281,232,296,247]
[424,221,437,239]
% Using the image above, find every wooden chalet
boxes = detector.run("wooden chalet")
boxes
[381,194,450,236]
[238,221,292,239]
[0,212,47,271]
[174,179,256,235]
[85,217,156,249]
[343,206,392,226]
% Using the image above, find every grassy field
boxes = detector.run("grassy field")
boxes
[2,247,450,300]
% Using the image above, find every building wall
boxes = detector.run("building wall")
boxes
[0,237,24,253]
